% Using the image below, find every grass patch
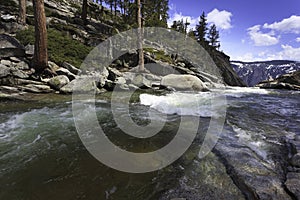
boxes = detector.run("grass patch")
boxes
[144,47,173,64]
[16,26,93,68]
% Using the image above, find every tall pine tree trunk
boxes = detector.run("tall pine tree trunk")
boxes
[82,0,88,22]
[19,0,26,25]
[32,0,48,73]
[137,0,144,71]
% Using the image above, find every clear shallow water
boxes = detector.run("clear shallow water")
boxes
[0,88,299,199]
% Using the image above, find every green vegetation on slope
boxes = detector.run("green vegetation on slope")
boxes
[16,26,93,68]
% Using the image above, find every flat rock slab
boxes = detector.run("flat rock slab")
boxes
[0,34,25,58]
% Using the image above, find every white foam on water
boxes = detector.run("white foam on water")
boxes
[214,86,273,98]
[231,124,268,160]
[140,92,225,117]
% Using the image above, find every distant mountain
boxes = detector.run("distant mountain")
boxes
[231,60,300,86]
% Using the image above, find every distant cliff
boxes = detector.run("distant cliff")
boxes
[231,60,300,86]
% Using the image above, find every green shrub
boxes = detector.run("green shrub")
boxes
[16,26,93,68]
[0,0,17,12]
[144,48,172,63]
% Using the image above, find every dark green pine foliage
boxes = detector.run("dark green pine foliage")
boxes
[143,0,169,28]
[170,19,185,33]
[195,11,208,45]
[208,24,220,49]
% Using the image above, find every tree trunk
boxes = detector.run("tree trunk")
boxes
[19,0,26,25]
[114,0,117,16]
[82,0,88,22]
[137,0,144,72]
[32,0,48,73]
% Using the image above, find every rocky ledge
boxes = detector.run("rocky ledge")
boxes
[256,70,300,90]
[0,34,227,100]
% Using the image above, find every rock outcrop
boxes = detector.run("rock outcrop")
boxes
[0,0,245,97]
[256,70,300,90]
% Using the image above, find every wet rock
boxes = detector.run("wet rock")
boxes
[0,34,25,58]
[285,172,300,199]
[62,62,81,75]
[48,75,70,90]
[161,74,209,91]
[56,67,77,80]
[0,64,10,77]
[214,140,292,200]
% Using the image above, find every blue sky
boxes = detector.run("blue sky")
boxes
[167,0,300,61]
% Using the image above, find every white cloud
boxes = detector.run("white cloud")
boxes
[263,15,300,34]
[167,12,199,30]
[276,45,300,61]
[236,53,254,62]
[207,9,233,30]
[247,25,279,46]
[296,37,300,43]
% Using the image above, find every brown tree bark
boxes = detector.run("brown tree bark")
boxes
[19,0,26,25]
[137,0,144,72]
[82,0,88,22]
[32,0,48,73]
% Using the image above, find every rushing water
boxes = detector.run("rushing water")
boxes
[0,88,299,200]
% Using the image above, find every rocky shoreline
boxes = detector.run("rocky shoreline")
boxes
[256,70,300,91]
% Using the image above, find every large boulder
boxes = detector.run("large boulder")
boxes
[161,74,209,91]
[48,75,70,90]
[0,34,25,58]
[60,76,100,94]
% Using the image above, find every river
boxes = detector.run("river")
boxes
[0,87,299,200]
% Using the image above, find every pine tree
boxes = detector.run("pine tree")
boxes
[18,0,26,25]
[208,24,220,49]
[32,0,48,73]
[171,19,185,33]
[195,12,208,45]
